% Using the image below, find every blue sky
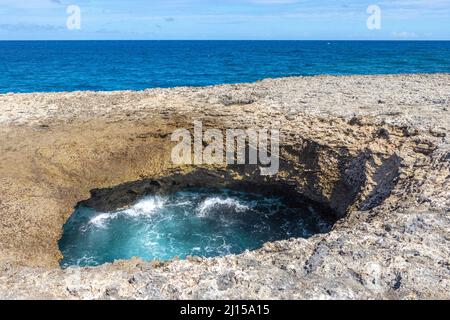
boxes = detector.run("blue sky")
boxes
[0,0,449,40]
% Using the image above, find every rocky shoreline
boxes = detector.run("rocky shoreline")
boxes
[0,74,449,299]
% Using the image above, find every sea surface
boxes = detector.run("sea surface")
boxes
[1,41,450,93]
[59,188,332,267]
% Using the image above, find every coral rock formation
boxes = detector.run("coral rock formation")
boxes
[0,74,449,299]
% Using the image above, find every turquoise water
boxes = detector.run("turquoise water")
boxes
[1,41,450,93]
[59,188,332,267]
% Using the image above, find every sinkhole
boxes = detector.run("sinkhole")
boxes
[59,187,337,268]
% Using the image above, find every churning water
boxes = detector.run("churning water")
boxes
[59,188,332,267]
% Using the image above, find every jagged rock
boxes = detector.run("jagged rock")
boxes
[0,74,449,299]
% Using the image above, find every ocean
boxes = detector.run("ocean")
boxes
[59,188,332,267]
[1,40,449,93]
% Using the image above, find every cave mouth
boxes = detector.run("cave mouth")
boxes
[59,187,337,268]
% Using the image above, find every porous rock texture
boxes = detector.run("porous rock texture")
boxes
[0,74,449,299]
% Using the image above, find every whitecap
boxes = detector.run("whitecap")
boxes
[89,212,119,228]
[196,197,250,217]
[123,196,165,217]
[89,196,166,227]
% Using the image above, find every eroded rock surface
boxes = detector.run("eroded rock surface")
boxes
[0,74,449,299]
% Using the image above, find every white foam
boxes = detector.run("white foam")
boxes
[89,196,165,228]
[89,212,119,228]
[76,255,99,267]
[123,196,165,217]
[196,197,250,217]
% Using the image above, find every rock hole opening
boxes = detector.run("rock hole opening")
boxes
[59,181,339,268]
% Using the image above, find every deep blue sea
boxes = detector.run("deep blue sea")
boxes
[1,41,450,93]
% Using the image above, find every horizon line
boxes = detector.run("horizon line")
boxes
[1,39,450,41]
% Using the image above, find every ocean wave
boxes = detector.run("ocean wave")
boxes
[89,196,166,228]
[196,197,251,217]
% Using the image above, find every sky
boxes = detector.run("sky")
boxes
[0,0,449,40]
